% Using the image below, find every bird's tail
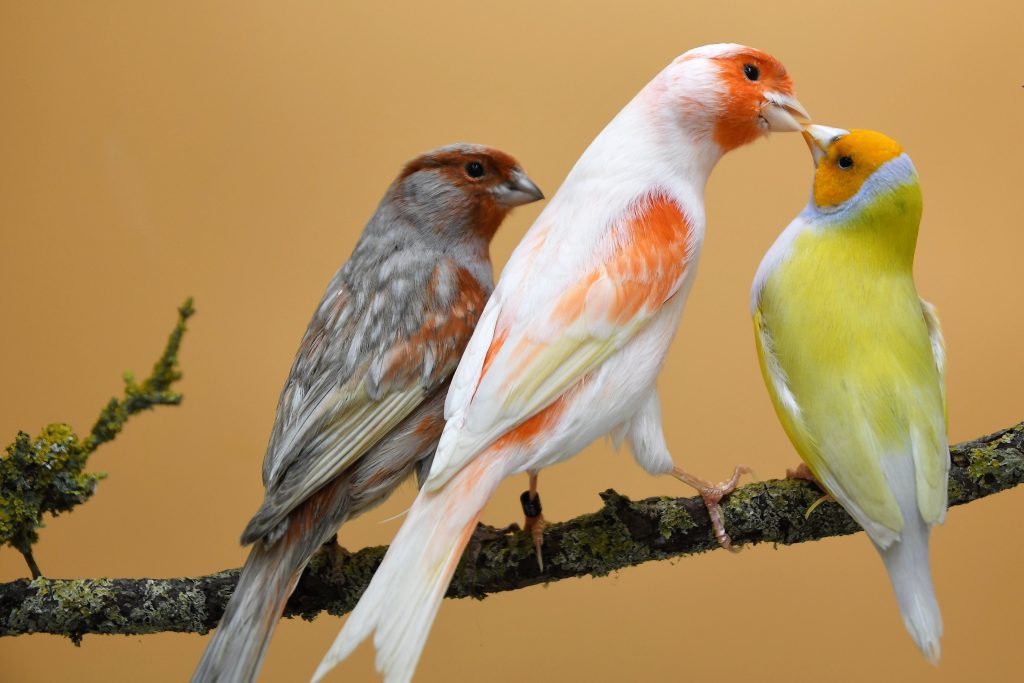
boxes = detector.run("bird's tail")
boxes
[190,538,303,683]
[878,515,942,664]
[313,455,507,683]
[192,479,349,683]
[876,455,943,664]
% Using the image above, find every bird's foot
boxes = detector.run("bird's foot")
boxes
[520,490,546,571]
[672,465,753,552]
[786,462,816,482]
[307,534,350,580]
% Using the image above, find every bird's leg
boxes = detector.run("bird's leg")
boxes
[671,465,752,552]
[785,463,833,518]
[520,471,546,571]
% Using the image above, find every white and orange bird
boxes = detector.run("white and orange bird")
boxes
[313,44,809,682]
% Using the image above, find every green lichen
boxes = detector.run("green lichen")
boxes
[0,427,103,560]
[651,497,696,539]
[85,298,195,451]
[966,442,1005,487]
[552,512,654,576]
[479,528,535,568]
[1,300,194,577]
[8,578,125,644]
[126,579,209,636]
[947,476,965,503]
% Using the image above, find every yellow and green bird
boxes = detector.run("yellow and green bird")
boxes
[751,125,948,662]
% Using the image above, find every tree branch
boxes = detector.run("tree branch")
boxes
[2,422,1021,642]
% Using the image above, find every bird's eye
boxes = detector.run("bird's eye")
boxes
[743,64,760,81]
[465,161,485,178]
[838,156,854,170]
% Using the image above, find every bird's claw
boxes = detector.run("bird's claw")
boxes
[672,465,753,552]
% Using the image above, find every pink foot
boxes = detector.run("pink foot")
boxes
[672,465,753,551]
[521,472,546,570]
[786,462,817,482]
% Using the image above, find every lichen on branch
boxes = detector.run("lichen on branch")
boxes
[0,299,195,578]
[1,422,1020,642]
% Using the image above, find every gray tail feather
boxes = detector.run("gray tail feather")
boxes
[879,515,943,664]
[190,540,301,683]
[876,454,943,664]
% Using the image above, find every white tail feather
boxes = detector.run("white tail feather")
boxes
[312,456,507,683]
[876,455,943,664]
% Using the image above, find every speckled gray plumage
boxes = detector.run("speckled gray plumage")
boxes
[245,146,504,545]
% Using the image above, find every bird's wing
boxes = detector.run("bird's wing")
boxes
[426,193,696,490]
[914,297,950,523]
[256,263,485,533]
[919,297,947,419]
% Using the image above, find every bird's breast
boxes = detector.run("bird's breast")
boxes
[759,230,938,416]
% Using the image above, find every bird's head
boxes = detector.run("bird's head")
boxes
[394,144,543,243]
[802,125,918,214]
[656,44,810,154]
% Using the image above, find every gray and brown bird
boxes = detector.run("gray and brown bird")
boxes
[189,144,542,683]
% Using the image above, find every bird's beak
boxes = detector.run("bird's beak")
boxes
[802,124,850,167]
[493,168,544,208]
[760,92,812,133]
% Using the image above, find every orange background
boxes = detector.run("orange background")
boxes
[1,2,1022,682]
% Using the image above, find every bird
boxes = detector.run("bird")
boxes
[189,143,543,683]
[312,43,810,683]
[751,125,948,662]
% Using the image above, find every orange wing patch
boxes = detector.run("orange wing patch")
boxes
[476,192,691,387]
[555,193,692,326]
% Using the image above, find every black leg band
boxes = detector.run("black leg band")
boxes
[520,490,542,518]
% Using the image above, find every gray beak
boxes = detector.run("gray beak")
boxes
[760,92,812,133]
[802,124,850,167]
[493,168,544,207]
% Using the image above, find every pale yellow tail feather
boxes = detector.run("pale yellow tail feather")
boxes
[313,456,507,683]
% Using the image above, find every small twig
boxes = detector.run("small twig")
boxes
[21,550,41,581]
[0,300,194,577]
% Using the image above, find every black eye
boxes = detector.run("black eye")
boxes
[743,63,760,81]
[465,161,485,178]
[838,156,854,169]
